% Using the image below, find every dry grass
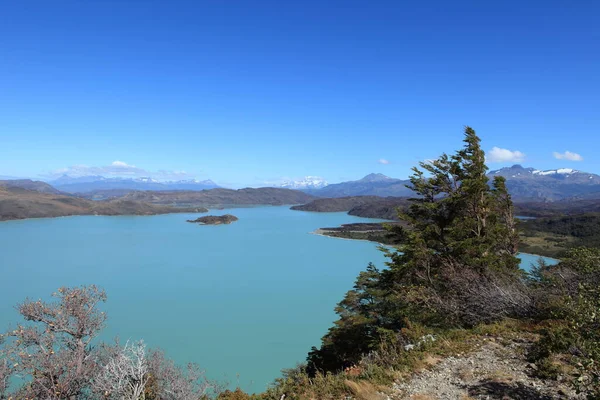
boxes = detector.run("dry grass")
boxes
[423,355,442,366]
[519,231,575,256]
[344,380,387,400]
[485,369,516,384]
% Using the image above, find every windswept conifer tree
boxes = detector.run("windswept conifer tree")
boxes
[308,127,527,374]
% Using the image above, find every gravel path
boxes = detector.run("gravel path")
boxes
[391,338,580,399]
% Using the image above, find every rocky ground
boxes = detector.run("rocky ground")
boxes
[391,337,580,400]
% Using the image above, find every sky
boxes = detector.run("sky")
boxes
[1,0,599,187]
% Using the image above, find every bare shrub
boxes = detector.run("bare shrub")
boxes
[146,349,220,400]
[93,340,149,400]
[432,262,533,327]
[3,285,107,399]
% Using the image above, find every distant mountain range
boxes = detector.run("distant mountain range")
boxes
[3,164,600,202]
[302,167,600,201]
[48,175,220,193]
[305,173,413,198]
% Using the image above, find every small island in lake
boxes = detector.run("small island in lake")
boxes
[187,214,239,225]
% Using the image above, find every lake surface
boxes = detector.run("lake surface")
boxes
[0,207,556,392]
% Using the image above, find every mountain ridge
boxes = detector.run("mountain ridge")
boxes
[307,167,600,201]
[48,175,220,193]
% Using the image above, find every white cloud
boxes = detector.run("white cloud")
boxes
[486,147,526,163]
[378,159,390,165]
[553,151,583,161]
[45,161,198,181]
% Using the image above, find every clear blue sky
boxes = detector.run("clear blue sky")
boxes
[1,0,598,187]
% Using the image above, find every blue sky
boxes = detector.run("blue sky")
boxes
[1,0,598,187]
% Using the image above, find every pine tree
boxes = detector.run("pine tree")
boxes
[307,126,525,374]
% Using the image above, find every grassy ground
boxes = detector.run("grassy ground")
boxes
[518,232,575,258]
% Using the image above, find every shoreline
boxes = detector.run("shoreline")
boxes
[0,209,203,224]
[312,230,560,262]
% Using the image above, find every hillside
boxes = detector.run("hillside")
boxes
[0,186,206,221]
[118,187,315,206]
[291,196,390,212]
[515,199,600,217]
[0,179,63,194]
[518,213,600,257]
[291,196,409,220]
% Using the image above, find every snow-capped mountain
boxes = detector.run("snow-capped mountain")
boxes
[489,165,600,183]
[488,165,600,200]
[278,176,329,190]
[48,175,220,193]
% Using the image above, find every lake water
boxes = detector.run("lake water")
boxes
[0,206,556,392]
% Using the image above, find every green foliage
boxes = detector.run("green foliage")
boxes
[530,247,600,397]
[560,247,600,274]
[399,127,519,272]
[306,263,399,374]
[567,286,600,396]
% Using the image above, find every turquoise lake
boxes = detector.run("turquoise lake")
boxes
[0,206,555,392]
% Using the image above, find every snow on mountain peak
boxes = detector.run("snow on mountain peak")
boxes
[279,176,328,189]
[137,177,159,183]
[532,168,579,176]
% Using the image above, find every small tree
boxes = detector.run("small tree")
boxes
[3,285,107,399]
